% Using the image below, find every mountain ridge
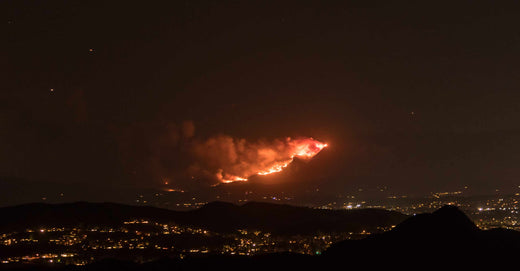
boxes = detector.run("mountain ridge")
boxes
[324,204,520,266]
[0,201,408,235]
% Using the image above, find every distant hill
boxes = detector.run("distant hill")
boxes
[0,201,408,235]
[324,205,520,266]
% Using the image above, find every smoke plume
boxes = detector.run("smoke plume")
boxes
[190,135,327,184]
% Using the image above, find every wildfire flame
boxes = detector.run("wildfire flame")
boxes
[213,138,328,184]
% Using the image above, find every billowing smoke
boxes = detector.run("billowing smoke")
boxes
[189,135,327,184]
[115,120,326,188]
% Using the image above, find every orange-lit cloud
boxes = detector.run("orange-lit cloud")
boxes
[191,136,327,184]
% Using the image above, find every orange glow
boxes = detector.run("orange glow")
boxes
[216,169,249,183]
[216,138,328,184]
[221,176,248,184]
[164,188,185,193]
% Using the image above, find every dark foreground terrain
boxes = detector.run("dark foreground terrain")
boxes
[1,205,519,270]
[0,201,406,235]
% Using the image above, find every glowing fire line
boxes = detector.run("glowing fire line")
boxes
[219,140,328,184]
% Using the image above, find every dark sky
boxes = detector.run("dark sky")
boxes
[2,0,520,200]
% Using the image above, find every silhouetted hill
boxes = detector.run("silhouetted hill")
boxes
[389,204,479,236]
[325,205,520,266]
[0,201,408,235]
[1,205,519,270]
[0,202,178,231]
[188,201,408,234]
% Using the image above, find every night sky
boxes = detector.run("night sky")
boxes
[2,1,520,204]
